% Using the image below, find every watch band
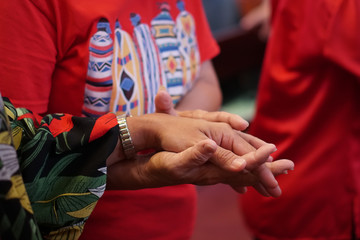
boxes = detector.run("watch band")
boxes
[117,115,136,160]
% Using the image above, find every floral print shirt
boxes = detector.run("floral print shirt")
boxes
[0,96,118,239]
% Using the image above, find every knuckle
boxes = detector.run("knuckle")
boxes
[191,148,209,165]
[214,149,236,167]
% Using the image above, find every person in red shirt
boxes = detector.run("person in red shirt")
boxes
[240,0,360,239]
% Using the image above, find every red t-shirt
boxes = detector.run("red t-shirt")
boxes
[0,0,219,239]
[241,0,360,239]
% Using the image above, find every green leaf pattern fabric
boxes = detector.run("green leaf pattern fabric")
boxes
[0,96,119,239]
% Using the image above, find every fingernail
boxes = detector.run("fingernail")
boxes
[232,158,246,169]
[282,170,288,174]
[271,186,282,198]
[270,144,277,151]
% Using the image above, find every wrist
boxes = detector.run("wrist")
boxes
[125,114,160,152]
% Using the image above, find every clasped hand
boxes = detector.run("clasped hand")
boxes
[107,90,294,198]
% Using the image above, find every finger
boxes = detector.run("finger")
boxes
[145,140,218,186]
[266,159,295,176]
[241,144,281,197]
[251,157,284,198]
[211,146,247,172]
[226,171,268,196]
[237,132,275,162]
[253,163,280,194]
[178,110,249,131]
[267,156,274,162]
[252,158,294,198]
[241,144,277,170]
[155,87,177,116]
[212,131,276,171]
[174,139,218,168]
[253,183,272,197]
[228,135,257,156]
[237,131,268,149]
[229,177,273,197]
[217,129,258,156]
[231,185,248,194]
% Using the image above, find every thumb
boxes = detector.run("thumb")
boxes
[155,86,177,116]
[241,144,277,171]
[175,139,218,168]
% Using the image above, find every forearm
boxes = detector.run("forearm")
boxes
[176,60,222,111]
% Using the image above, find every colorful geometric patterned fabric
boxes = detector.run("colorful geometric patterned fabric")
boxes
[83,19,114,118]
[0,96,119,240]
[176,0,200,91]
[111,20,144,117]
[82,0,200,118]
[131,13,164,114]
[151,2,184,103]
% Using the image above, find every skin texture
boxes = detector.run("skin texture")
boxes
[176,61,223,111]
[240,0,271,41]
[106,60,294,197]
[107,139,293,198]
[106,89,294,197]
[154,75,294,197]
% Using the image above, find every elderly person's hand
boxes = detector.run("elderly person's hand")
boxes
[105,90,294,197]
[107,139,294,197]
[151,88,294,197]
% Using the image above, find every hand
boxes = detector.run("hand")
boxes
[240,0,271,41]
[155,88,250,131]
[154,88,271,160]
[153,88,289,196]
[127,113,250,171]
[106,139,294,197]
[127,113,295,197]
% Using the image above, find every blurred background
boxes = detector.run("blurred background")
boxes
[205,0,267,120]
[192,0,268,239]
